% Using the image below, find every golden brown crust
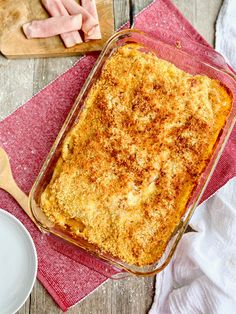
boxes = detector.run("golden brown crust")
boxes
[40,44,232,265]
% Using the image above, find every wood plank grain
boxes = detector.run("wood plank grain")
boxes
[10,0,222,313]
[17,297,30,314]
[0,0,114,58]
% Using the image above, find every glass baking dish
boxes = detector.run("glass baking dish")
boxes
[29,29,236,276]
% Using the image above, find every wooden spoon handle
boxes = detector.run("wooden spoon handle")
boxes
[6,179,35,222]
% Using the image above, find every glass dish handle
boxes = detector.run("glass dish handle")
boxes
[177,36,233,74]
[153,27,232,73]
[44,233,126,279]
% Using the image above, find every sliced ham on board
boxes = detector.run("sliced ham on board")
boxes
[60,0,98,35]
[42,0,82,47]
[82,0,101,41]
[23,14,82,39]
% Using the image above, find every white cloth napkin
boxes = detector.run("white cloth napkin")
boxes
[215,0,236,69]
[149,178,236,314]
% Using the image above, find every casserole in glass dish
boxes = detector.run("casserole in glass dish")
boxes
[29,29,236,276]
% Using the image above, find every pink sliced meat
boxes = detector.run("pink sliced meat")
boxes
[61,0,98,35]
[42,0,82,47]
[23,14,82,39]
[81,0,101,41]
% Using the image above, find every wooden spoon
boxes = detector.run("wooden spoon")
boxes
[0,147,35,222]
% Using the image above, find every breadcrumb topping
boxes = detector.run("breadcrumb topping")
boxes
[40,44,232,265]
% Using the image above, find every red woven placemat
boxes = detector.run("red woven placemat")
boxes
[0,0,235,311]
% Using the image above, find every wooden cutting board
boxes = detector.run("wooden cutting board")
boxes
[0,0,114,58]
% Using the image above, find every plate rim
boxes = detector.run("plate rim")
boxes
[0,208,38,314]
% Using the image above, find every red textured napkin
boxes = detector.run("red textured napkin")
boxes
[0,0,235,311]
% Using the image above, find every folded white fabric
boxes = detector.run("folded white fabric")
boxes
[215,0,236,69]
[149,177,236,314]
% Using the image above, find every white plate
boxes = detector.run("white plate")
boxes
[0,208,37,314]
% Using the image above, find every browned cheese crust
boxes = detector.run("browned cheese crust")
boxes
[40,44,232,265]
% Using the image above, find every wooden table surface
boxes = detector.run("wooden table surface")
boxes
[0,0,222,313]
